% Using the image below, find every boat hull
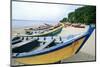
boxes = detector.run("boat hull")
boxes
[19,23,64,37]
[13,37,85,65]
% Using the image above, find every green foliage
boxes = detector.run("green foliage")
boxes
[60,17,68,22]
[60,6,96,25]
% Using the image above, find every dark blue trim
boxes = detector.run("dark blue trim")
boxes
[75,25,95,54]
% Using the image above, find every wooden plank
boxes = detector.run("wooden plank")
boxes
[12,38,37,49]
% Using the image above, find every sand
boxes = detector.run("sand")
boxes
[58,26,88,37]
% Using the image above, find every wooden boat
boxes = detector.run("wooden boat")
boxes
[64,23,72,27]
[12,25,95,65]
[19,23,64,37]
[72,24,85,28]
[72,23,81,28]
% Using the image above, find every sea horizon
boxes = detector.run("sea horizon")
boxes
[12,19,59,28]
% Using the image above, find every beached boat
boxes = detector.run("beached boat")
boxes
[71,23,87,28]
[64,23,72,27]
[12,25,95,65]
[19,23,64,37]
[72,23,81,27]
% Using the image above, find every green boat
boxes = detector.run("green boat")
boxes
[16,23,64,37]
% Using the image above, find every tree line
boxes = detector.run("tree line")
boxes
[60,6,96,25]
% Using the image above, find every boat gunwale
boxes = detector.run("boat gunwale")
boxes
[12,33,87,58]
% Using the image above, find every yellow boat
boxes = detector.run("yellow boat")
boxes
[12,25,95,65]
[18,23,64,37]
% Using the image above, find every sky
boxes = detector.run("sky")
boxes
[12,1,83,22]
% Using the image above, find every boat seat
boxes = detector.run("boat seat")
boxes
[12,39,22,45]
[12,39,40,53]
[12,37,20,41]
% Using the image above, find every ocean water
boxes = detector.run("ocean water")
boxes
[12,20,59,28]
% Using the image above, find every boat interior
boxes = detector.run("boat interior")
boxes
[12,33,85,57]
[12,36,65,53]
